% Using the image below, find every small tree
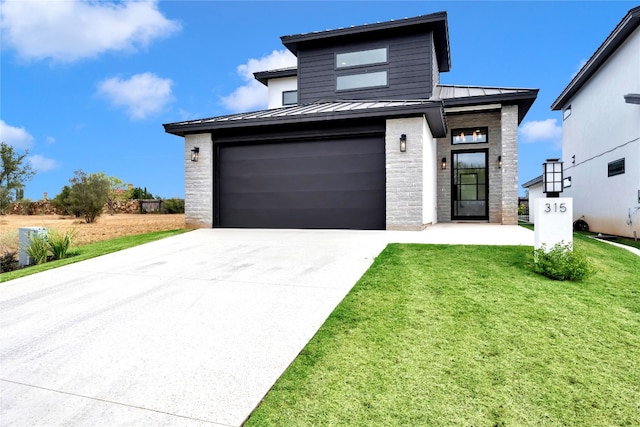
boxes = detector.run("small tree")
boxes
[0,142,35,213]
[67,170,110,223]
[131,186,154,200]
[92,172,131,215]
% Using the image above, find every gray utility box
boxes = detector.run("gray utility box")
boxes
[19,227,48,267]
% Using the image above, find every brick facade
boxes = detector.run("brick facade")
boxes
[436,108,516,224]
[184,133,213,227]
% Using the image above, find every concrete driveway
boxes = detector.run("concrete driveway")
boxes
[1,225,532,426]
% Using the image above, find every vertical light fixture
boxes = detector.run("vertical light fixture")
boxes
[543,158,563,198]
[191,147,200,162]
[441,157,447,170]
[399,134,407,152]
[498,155,502,168]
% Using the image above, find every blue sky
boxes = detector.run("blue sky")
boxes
[1,0,636,200]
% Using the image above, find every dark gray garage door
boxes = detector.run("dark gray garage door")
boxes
[218,136,385,229]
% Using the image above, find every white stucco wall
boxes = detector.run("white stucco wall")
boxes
[527,182,544,224]
[422,119,437,225]
[561,26,640,237]
[267,76,297,108]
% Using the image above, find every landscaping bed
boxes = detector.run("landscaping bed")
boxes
[0,213,185,253]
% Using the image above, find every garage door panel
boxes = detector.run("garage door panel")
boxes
[218,136,385,229]
[222,189,384,210]
[222,152,383,177]
[223,208,383,229]
[222,171,384,193]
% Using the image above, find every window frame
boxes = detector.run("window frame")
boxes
[608,158,625,177]
[335,47,388,70]
[282,90,298,106]
[336,71,388,92]
[451,127,489,145]
[563,105,572,121]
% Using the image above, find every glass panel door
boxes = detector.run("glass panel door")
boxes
[452,150,488,220]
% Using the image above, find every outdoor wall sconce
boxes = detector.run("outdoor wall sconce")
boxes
[498,155,502,168]
[191,147,200,162]
[543,158,564,198]
[400,134,407,152]
[441,157,447,170]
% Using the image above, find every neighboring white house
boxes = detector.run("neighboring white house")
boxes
[537,5,640,238]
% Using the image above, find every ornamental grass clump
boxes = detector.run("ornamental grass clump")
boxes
[25,232,50,265]
[533,241,595,281]
[48,228,75,260]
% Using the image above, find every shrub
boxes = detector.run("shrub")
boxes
[1,251,18,272]
[161,198,185,214]
[24,232,50,265]
[48,229,75,260]
[533,242,595,281]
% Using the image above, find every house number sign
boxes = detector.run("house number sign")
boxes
[534,198,573,252]
[544,202,567,213]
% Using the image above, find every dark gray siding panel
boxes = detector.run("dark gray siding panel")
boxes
[218,136,385,229]
[298,32,433,103]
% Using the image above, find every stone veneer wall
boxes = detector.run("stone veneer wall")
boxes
[436,110,506,223]
[386,116,431,230]
[500,105,519,225]
[184,133,213,227]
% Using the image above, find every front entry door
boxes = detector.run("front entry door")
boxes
[452,150,488,220]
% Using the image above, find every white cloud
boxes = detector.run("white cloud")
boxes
[0,120,34,149]
[571,59,588,79]
[28,154,58,172]
[221,50,297,112]
[520,119,562,146]
[45,136,56,144]
[0,0,180,62]
[97,72,174,120]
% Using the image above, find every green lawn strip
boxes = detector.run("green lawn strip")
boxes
[246,237,640,426]
[1,229,188,282]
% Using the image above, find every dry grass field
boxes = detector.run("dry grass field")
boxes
[0,214,185,253]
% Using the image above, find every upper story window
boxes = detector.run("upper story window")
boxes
[608,158,625,177]
[563,105,572,120]
[337,71,388,91]
[452,127,488,144]
[336,47,388,69]
[282,90,298,106]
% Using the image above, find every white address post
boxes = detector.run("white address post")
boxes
[534,159,573,252]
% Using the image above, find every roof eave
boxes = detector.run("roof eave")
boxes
[551,5,640,110]
[163,102,447,138]
[442,89,539,124]
[522,175,543,188]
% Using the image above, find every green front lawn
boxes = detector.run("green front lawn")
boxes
[0,229,188,282]
[246,235,640,426]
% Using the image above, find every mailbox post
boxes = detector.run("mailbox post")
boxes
[534,159,573,252]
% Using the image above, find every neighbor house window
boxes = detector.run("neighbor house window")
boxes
[336,47,387,69]
[563,105,572,120]
[337,71,388,91]
[282,90,297,106]
[452,127,488,144]
[608,158,625,177]
[563,176,572,188]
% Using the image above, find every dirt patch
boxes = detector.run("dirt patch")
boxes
[0,214,185,253]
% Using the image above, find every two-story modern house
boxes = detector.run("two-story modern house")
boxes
[525,6,639,237]
[549,5,640,239]
[164,12,538,230]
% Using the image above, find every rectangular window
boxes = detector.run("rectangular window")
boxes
[336,71,387,91]
[608,158,625,177]
[563,176,572,188]
[282,90,297,106]
[563,105,572,120]
[452,127,488,144]
[336,47,387,69]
